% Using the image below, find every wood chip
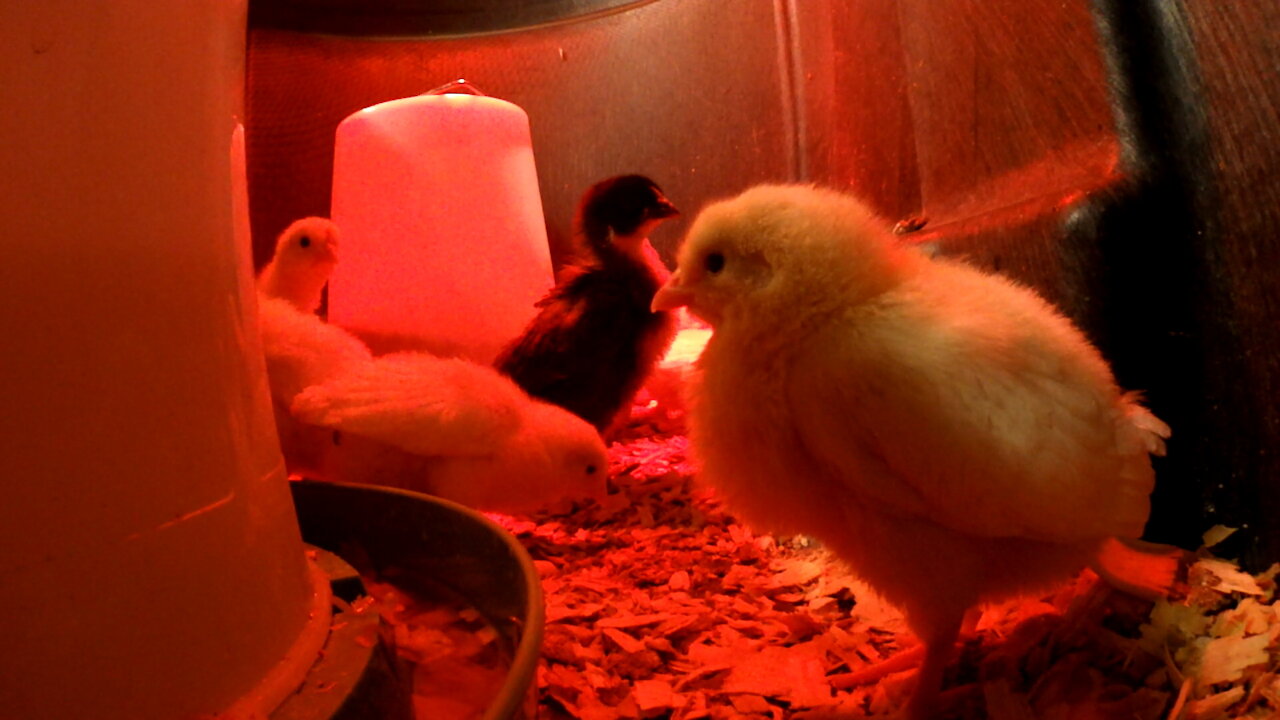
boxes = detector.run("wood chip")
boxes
[1202,526,1238,549]
[597,613,674,629]
[633,678,680,717]
[1184,686,1247,719]
[1197,631,1275,686]
[603,628,648,655]
[1193,558,1267,596]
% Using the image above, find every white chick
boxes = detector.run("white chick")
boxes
[256,287,379,490]
[254,218,604,514]
[257,217,340,313]
[288,352,608,515]
[257,295,374,404]
[255,215,371,421]
[255,216,374,459]
[652,185,1177,719]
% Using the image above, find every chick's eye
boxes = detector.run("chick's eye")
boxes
[704,251,725,274]
[299,236,311,248]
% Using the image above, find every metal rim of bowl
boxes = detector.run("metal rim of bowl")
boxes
[290,479,545,720]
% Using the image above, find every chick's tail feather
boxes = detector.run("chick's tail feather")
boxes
[1122,391,1172,456]
[1091,536,1187,601]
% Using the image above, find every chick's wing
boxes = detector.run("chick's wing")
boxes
[496,287,589,384]
[786,270,1154,542]
[498,269,648,391]
[291,353,525,457]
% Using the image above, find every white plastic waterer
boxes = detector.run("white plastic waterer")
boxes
[330,80,554,363]
[0,3,328,718]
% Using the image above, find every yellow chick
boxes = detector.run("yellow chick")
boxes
[288,352,608,515]
[257,295,373,404]
[257,217,340,313]
[652,185,1176,719]
[255,218,606,515]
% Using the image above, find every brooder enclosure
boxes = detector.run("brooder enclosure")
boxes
[245,0,1280,567]
[4,1,1278,719]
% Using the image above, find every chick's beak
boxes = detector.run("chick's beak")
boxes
[649,196,680,220]
[651,272,693,312]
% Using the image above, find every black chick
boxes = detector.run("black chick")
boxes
[494,175,680,435]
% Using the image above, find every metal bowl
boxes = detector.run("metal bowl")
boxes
[290,480,545,720]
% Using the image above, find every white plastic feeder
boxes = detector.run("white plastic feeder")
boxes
[0,3,327,719]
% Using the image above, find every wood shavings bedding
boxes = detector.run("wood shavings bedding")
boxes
[486,427,1280,720]
[361,576,511,719]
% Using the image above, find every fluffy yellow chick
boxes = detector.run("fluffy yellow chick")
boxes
[256,216,371,418]
[255,220,606,514]
[288,352,608,515]
[257,296,374,404]
[257,217,340,313]
[652,185,1175,719]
